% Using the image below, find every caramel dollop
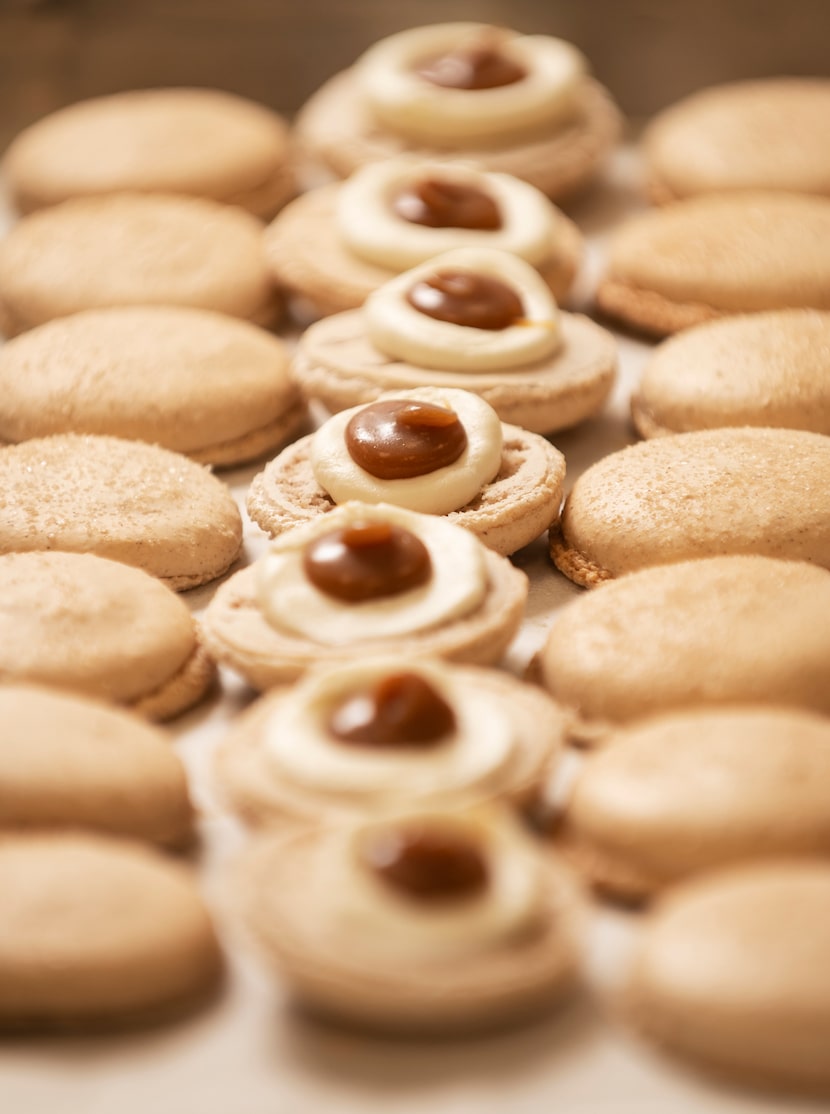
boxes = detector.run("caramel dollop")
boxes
[416,45,526,90]
[303,521,431,602]
[392,178,502,231]
[328,671,457,747]
[363,821,489,902]
[345,399,468,479]
[407,269,524,330]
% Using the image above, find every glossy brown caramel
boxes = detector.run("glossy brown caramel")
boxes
[416,45,526,90]
[407,269,524,330]
[346,399,467,479]
[363,822,489,902]
[303,521,431,602]
[328,671,457,747]
[393,178,502,231]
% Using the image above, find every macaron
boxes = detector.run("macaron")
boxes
[643,78,830,204]
[0,306,308,466]
[0,193,281,337]
[550,427,830,588]
[597,193,830,336]
[0,433,243,589]
[562,706,830,900]
[1,87,296,217]
[0,684,193,848]
[0,551,215,720]
[0,832,222,1030]
[295,23,622,201]
[539,555,830,744]
[631,309,830,438]
[626,861,830,1092]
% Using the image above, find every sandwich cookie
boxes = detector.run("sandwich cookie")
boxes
[550,427,830,588]
[632,310,830,438]
[0,193,281,337]
[247,387,566,556]
[292,247,617,435]
[0,833,222,1030]
[539,556,830,745]
[0,306,308,466]
[597,193,830,336]
[0,551,215,720]
[562,706,830,901]
[0,434,242,590]
[202,501,528,690]
[235,806,582,1032]
[295,23,622,201]
[264,158,582,317]
[1,87,296,217]
[626,862,830,1092]
[217,657,566,827]
[0,685,192,849]
[643,78,830,205]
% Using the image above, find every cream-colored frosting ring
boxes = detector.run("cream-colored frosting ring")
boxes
[336,159,557,270]
[311,387,503,515]
[256,502,488,646]
[263,657,516,799]
[365,247,560,371]
[357,24,586,145]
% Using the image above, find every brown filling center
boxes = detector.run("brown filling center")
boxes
[392,178,502,231]
[328,671,457,747]
[407,269,524,330]
[303,521,431,602]
[363,822,489,903]
[415,44,526,90]
[346,399,467,479]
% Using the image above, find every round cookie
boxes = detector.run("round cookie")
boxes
[0,832,222,1030]
[247,388,566,556]
[0,551,215,720]
[1,87,296,217]
[562,706,830,901]
[631,310,830,438]
[550,427,830,587]
[294,24,621,201]
[235,809,582,1033]
[203,502,528,690]
[0,433,242,590]
[264,173,582,318]
[217,658,567,827]
[643,78,830,204]
[0,193,281,337]
[596,193,830,336]
[626,861,830,1092]
[539,555,830,744]
[0,684,192,848]
[0,306,308,466]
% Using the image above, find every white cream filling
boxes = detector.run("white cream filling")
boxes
[264,657,516,801]
[336,158,557,270]
[256,502,488,646]
[319,807,546,961]
[365,247,561,372]
[311,387,503,515]
[357,23,586,145]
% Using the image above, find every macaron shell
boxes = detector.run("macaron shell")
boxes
[0,833,222,1028]
[627,862,830,1091]
[632,309,830,437]
[0,434,243,589]
[551,427,830,585]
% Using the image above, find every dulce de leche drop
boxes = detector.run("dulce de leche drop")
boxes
[416,45,526,90]
[328,671,457,747]
[346,399,468,479]
[393,178,502,230]
[362,821,489,902]
[303,521,431,602]
[407,270,525,329]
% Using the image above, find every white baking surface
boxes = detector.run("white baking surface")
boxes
[0,155,823,1113]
